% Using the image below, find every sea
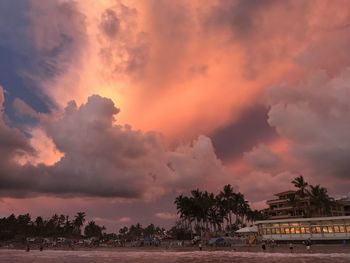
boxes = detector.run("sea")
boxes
[0,250,350,263]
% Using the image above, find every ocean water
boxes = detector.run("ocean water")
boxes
[0,250,349,263]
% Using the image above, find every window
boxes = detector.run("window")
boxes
[295,227,301,234]
[290,227,296,234]
[328,226,334,233]
[316,227,322,233]
[322,226,328,233]
[334,226,340,233]
[305,227,310,233]
[300,227,305,234]
[280,228,286,234]
[275,228,281,234]
[346,225,350,233]
[285,228,290,234]
[339,226,345,233]
[266,228,271,234]
[311,227,321,234]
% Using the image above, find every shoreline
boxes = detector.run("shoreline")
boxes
[1,244,349,254]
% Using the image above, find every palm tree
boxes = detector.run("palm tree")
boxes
[74,212,86,236]
[174,195,194,231]
[246,209,265,222]
[292,175,308,197]
[235,192,250,224]
[307,185,331,217]
[84,221,105,238]
[218,184,235,226]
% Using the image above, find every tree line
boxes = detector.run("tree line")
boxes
[118,223,166,242]
[174,184,265,238]
[0,212,97,241]
[0,211,167,242]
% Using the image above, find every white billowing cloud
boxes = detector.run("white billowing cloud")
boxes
[165,135,232,191]
[0,94,233,199]
[244,144,281,171]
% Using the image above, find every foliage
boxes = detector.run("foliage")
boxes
[117,223,165,241]
[174,185,265,237]
[290,175,334,217]
[0,212,89,241]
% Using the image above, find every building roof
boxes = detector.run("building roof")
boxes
[336,197,350,204]
[255,215,350,224]
[274,190,296,197]
[236,226,258,233]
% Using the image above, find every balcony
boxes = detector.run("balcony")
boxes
[266,199,289,205]
[272,206,293,211]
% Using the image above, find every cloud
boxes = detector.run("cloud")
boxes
[204,0,277,39]
[154,212,177,220]
[0,87,35,159]
[244,144,281,171]
[239,170,298,203]
[13,98,40,119]
[2,0,350,217]
[118,217,131,223]
[0,93,233,199]
[267,70,350,182]
[211,105,277,161]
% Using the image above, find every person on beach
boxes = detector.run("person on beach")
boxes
[289,242,293,253]
[25,244,30,252]
[261,242,266,252]
[305,239,311,253]
[199,242,202,251]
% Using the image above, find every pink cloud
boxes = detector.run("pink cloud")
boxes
[154,212,177,220]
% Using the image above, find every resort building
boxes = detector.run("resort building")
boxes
[264,190,346,219]
[256,216,350,241]
[337,197,350,216]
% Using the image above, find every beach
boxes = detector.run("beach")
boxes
[1,248,350,263]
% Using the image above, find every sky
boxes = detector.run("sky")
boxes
[1,0,350,231]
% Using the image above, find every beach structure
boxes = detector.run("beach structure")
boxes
[264,190,346,220]
[256,216,350,241]
[337,197,350,216]
[235,226,258,244]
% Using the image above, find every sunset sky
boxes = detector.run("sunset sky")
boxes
[1,0,350,230]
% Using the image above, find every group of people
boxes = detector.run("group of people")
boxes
[261,239,312,253]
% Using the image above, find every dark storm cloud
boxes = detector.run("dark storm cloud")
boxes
[100,9,121,38]
[204,0,277,39]
[211,105,277,161]
[0,0,88,124]
[0,87,39,197]
[0,0,50,117]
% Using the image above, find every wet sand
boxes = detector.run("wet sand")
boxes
[1,248,350,263]
[2,244,349,254]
